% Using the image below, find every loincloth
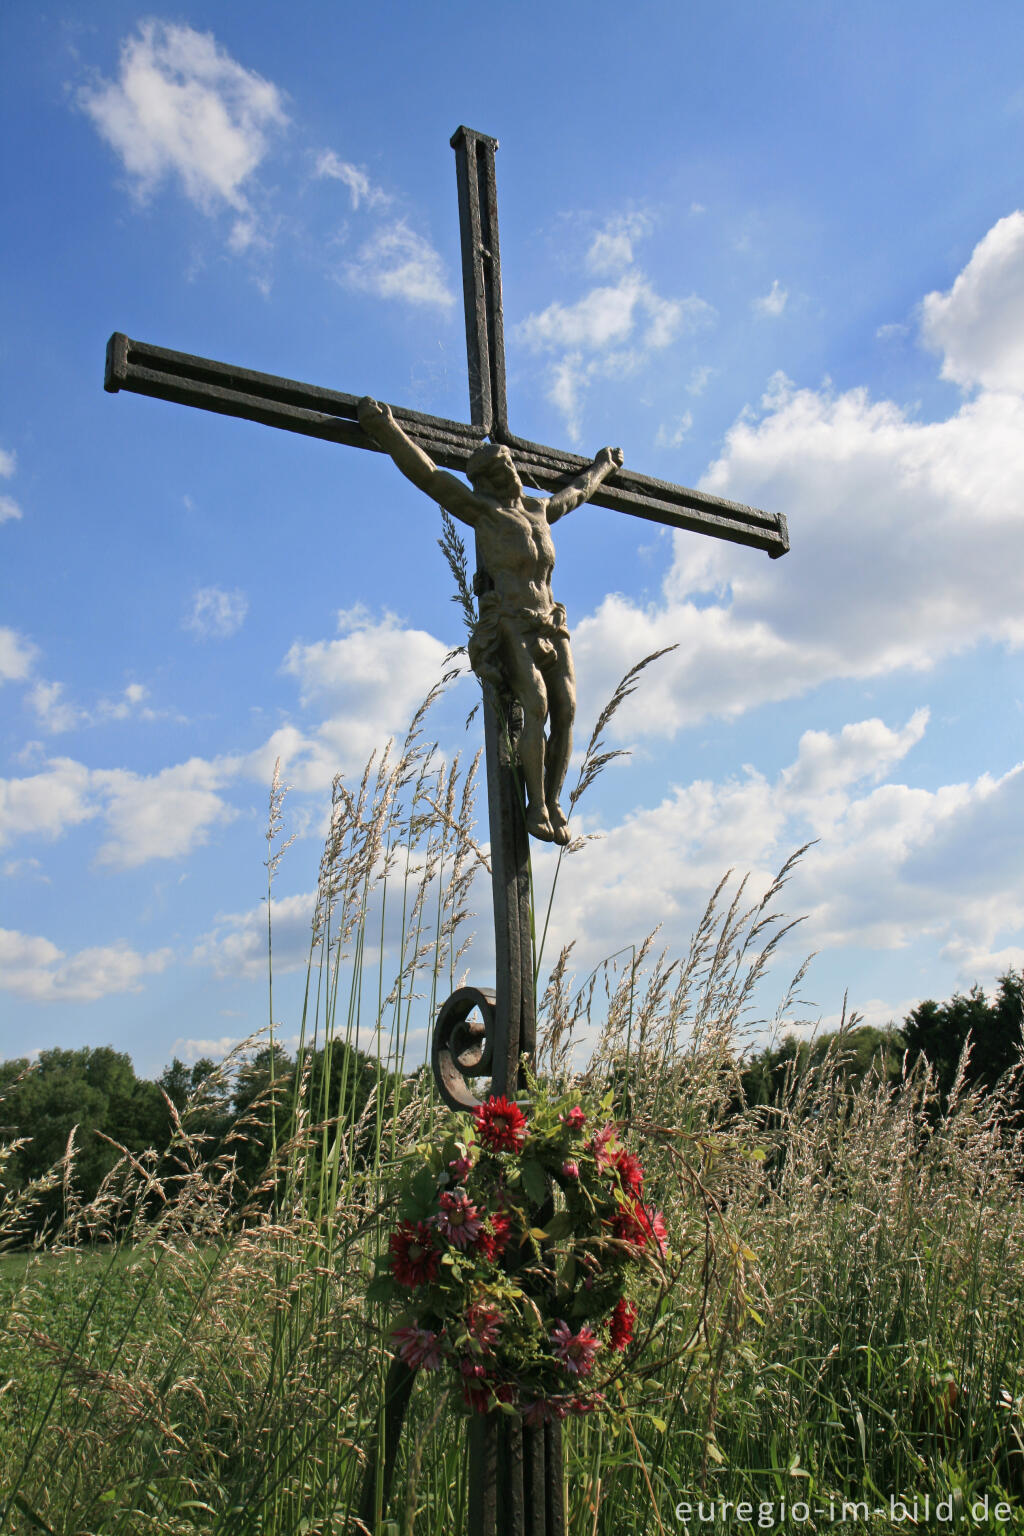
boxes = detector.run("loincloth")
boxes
[468,592,569,693]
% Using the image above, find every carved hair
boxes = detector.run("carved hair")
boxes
[466,442,512,485]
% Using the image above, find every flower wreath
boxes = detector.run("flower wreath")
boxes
[368,1083,669,1422]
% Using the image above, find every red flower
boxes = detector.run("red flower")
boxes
[389,1221,440,1287]
[612,1202,650,1249]
[559,1105,586,1131]
[477,1205,512,1261]
[612,1202,668,1255]
[611,1148,645,1195]
[607,1298,637,1351]
[474,1094,528,1153]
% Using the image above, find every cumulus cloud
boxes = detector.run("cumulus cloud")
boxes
[342,220,454,310]
[315,149,389,210]
[28,678,163,734]
[184,585,249,639]
[0,627,37,684]
[541,711,1024,1004]
[573,334,1024,739]
[192,890,316,980]
[0,751,238,866]
[586,213,653,276]
[921,210,1024,392]
[94,757,239,868]
[79,21,287,224]
[753,279,788,318]
[0,758,99,847]
[0,928,171,1003]
[270,605,452,783]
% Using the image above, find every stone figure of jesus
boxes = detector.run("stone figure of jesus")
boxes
[358,397,624,844]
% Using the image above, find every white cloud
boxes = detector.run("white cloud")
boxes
[0,928,171,1003]
[315,149,389,210]
[573,318,1024,738]
[342,220,454,310]
[184,585,249,639]
[688,365,715,396]
[0,758,99,847]
[586,213,652,276]
[753,279,788,318]
[656,412,693,448]
[0,627,37,684]
[80,21,287,216]
[519,274,711,355]
[542,712,1024,1004]
[0,447,20,523]
[29,680,88,734]
[517,245,715,440]
[192,890,316,980]
[94,757,239,868]
[168,1034,244,1065]
[921,210,1024,392]
[28,678,162,733]
[0,448,15,478]
[0,497,21,524]
[272,605,452,783]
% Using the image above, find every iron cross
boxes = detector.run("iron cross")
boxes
[105,126,789,1536]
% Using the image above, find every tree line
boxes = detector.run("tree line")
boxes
[1,970,1021,1241]
[0,1038,395,1239]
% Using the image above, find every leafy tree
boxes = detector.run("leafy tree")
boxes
[902,970,1023,1105]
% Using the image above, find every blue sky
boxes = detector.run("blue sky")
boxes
[2,3,1024,1077]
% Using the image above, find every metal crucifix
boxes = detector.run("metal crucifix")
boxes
[105,125,788,1535]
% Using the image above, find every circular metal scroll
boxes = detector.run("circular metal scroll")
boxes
[431,985,496,1111]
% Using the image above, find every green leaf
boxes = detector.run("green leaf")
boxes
[543,1211,576,1240]
[649,1415,668,1434]
[366,1274,396,1305]
[519,1158,547,1207]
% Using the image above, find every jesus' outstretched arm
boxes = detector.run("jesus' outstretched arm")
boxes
[544,446,624,524]
[357,397,483,525]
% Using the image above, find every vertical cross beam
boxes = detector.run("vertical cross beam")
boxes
[451,126,535,1108]
[451,129,562,1536]
[451,127,508,441]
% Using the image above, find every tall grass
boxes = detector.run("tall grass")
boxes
[1,683,1022,1534]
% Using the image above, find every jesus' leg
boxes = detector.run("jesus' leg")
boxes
[542,637,576,846]
[506,637,554,842]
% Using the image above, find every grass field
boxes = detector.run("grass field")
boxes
[2,703,1022,1534]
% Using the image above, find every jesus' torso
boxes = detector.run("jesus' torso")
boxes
[473,495,558,620]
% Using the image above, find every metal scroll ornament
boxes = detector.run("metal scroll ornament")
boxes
[432,985,497,1111]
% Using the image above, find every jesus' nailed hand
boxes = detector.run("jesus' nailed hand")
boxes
[357,396,624,845]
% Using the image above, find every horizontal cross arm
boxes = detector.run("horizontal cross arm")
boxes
[105,334,788,558]
[104,333,486,472]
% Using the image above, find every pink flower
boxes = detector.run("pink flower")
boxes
[550,1320,601,1378]
[559,1106,586,1131]
[466,1305,503,1353]
[560,1159,580,1180]
[650,1210,669,1256]
[523,1396,571,1426]
[448,1154,473,1182]
[392,1323,446,1371]
[590,1121,619,1172]
[435,1189,483,1250]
